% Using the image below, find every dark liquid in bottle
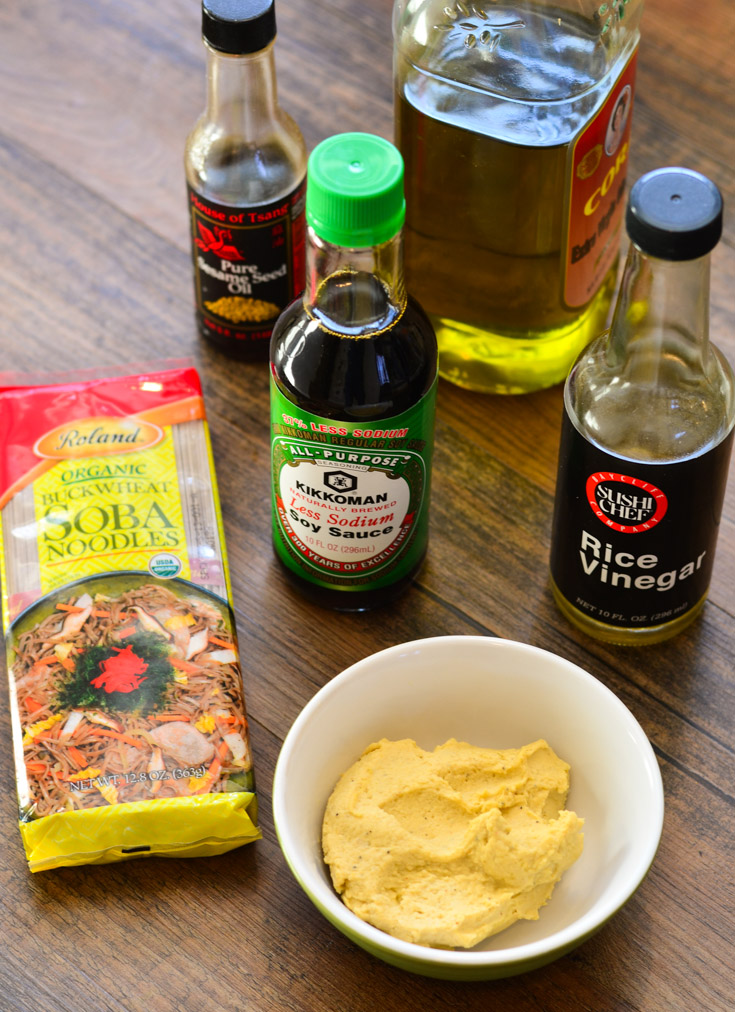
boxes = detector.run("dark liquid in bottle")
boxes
[270,271,437,610]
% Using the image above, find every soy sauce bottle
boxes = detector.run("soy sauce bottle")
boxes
[185,0,306,359]
[269,133,438,611]
[550,167,735,645]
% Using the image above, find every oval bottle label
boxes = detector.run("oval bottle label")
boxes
[270,373,437,592]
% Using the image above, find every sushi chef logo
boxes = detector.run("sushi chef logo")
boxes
[586,472,668,534]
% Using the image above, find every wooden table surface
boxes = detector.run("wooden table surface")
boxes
[1,1,734,1010]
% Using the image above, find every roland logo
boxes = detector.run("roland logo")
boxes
[34,417,163,460]
[55,425,143,450]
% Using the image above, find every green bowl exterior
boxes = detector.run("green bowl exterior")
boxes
[281,838,660,980]
[287,855,592,981]
[315,894,603,981]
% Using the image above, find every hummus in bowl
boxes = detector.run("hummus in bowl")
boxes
[322,738,584,948]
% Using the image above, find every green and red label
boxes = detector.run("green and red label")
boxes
[564,50,638,308]
[270,376,436,593]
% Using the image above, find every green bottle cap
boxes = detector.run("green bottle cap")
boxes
[306,133,406,248]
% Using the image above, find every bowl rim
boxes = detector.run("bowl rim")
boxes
[272,634,665,967]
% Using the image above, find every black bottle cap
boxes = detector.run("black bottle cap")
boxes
[626,167,723,261]
[202,0,276,55]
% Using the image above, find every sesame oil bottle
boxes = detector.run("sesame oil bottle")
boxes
[185,0,307,359]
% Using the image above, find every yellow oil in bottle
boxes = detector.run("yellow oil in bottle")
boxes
[394,2,641,394]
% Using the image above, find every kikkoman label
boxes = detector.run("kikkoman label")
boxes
[550,411,734,629]
[270,378,436,591]
[564,50,638,308]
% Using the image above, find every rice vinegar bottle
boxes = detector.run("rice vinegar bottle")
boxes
[550,167,735,644]
[185,0,307,359]
[269,133,438,611]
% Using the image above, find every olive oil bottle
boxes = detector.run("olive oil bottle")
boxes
[185,0,307,359]
[394,0,643,393]
[550,168,735,644]
[269,133,438,610]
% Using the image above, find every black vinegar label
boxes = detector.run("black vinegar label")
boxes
[550,411,734,629]
[270,375,437,591]
[188,180,305,346]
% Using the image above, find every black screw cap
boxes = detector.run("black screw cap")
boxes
[626,167,723,261]
[202,0,276,55]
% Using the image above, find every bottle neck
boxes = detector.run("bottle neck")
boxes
[566,236,735,462]
[304,228,407,336]
[204,40,278,137]
[606,242,712,379]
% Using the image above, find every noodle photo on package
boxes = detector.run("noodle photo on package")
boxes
[15,580,251,816]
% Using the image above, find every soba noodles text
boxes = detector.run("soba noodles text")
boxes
[37,452,184,563]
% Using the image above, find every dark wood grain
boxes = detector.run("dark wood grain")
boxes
[1,1,735,1010]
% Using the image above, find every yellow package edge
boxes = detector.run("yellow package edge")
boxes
[22,791,261,872]
[1,365,260,871]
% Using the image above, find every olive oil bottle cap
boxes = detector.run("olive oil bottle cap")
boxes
[306,133,406,248]
[626,167,723,261]
[202,0,276,55]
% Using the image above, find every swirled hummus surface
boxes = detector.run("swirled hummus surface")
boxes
[322,738,584,948]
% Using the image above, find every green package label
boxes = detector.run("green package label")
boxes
[270,375,437,591]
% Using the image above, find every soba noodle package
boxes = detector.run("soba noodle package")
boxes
[0,364,260,871]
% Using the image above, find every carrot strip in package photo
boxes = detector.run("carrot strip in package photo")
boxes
[0,364,260,871]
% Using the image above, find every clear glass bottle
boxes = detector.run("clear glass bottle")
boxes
[270,133,438,611]
[394,0,643,394]
[550,167,735,645]
[185,0,307,359]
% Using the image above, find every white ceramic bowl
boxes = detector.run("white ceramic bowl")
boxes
[272,636,664,981]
